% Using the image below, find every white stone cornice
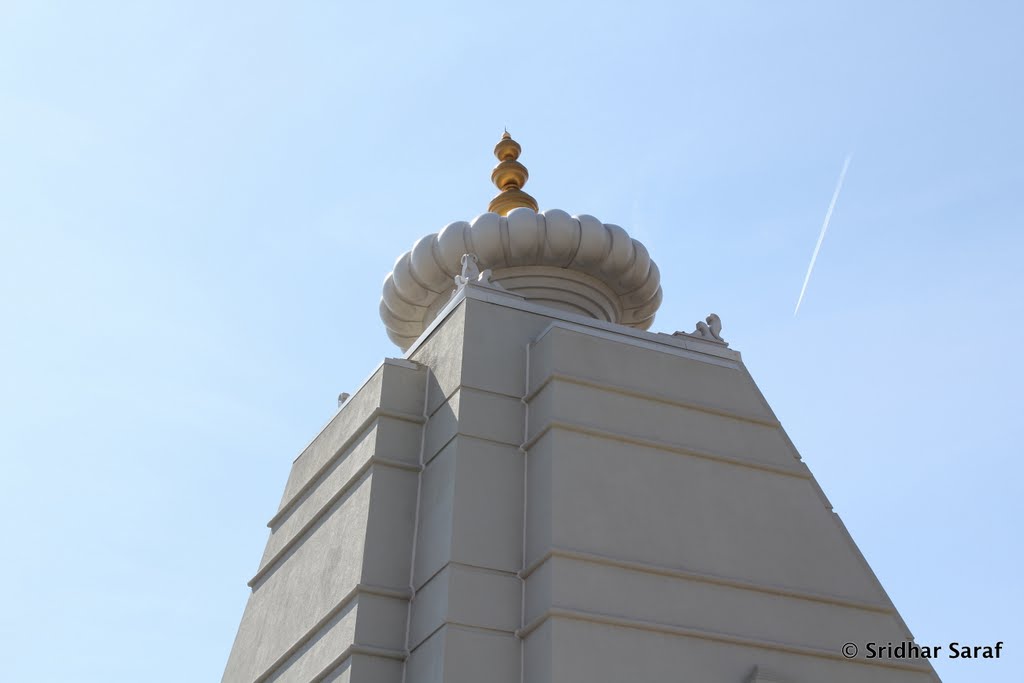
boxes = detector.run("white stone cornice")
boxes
[380,207,662,349]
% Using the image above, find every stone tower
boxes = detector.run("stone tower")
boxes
[222,134,940,683]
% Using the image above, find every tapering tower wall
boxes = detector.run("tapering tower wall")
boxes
[224,284,938,682]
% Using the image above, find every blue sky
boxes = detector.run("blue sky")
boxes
[1,2,1021,681]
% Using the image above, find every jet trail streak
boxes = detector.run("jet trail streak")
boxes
[794,156,851,316]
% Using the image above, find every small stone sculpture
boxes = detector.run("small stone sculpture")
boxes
[453,253,504,293]
[694,313,724,341]
[675,313,727,345]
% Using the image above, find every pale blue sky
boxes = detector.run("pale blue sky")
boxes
[1,2,1021,681]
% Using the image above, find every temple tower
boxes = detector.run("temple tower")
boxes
[222,134,940,683]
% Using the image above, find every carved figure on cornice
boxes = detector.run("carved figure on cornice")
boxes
[453,253,504,293]
[675,313,728,345]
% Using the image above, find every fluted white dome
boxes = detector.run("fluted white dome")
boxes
[380,207,662,350]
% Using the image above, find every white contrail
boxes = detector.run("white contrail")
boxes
[794,155,852,316]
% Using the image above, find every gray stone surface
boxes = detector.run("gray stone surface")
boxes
[223,286,939,682]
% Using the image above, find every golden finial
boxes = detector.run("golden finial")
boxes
[488,131,538,215]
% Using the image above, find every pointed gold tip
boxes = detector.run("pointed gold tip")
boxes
[488,130,538,215]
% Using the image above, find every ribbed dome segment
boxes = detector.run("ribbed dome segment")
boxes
[379,207,662,350]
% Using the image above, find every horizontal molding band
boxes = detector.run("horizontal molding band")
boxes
[422,386,524,465]
[445,620,518,637]
[516,607,930,674]
[312,644,409,683]
[426,377,528,424]
[348,643,408,661]
[424,428,524,469]
[251,456,421,588]
[415,558,521,594]
[452,382,525,404]
[423,431,457,467]
[426,383,462,420]
[271,407,425,528]
[521,419,808,479]
[530,318,741,366]
[408,561,522,651]
[409,621,447,656]
[408,619,520,657]
[254,583,412,683]
[521,547,893,615]
[525,370,780,429]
